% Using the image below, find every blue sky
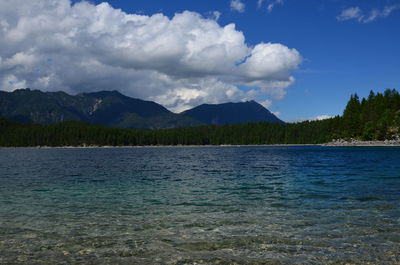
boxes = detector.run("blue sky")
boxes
[91,0,400,120]
[1,0,400,121]
[95,0,400,120]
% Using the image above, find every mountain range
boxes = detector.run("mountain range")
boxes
[0,89,283,129]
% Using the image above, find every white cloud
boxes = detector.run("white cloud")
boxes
[230,0,245,13]
[314,115,333,121]
[337,5,400,23]
[0,0,301,112]
[238,43,301,81]
[290,115,333,123]
[260,99,272,109]
[363,5,400,23]
[336,7,362,21]
[3,74,27,91]
[209,11,221,21]
[257,0,265,9]
[267,0,284,13]
[383,5,400,16]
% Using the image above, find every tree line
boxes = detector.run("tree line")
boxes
[340,89,400,140]
[0,89,399,147]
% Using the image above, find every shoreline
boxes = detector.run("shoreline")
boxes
[0,144,320,149]
[322,138,400,147]
[1,142,400,149]
[323,139,400,147]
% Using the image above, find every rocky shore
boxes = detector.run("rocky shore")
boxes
[324,137,400,146]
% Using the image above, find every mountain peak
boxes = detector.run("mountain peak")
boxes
[1,89,283,128]
[182,100,283,125]
[80,90,123,98]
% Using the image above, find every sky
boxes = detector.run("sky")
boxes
[0,0,399,121]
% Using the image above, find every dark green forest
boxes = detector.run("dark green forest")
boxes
[1,89,399,147]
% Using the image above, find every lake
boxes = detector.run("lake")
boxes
[0,146,399,264]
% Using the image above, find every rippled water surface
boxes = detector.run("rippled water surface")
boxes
[0,146,399,264]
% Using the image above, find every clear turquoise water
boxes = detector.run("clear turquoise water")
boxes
[0,146,399,264]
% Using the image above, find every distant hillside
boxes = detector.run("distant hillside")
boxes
[0,89,201,129]
[0,89,284,129]
[182,101,284,125]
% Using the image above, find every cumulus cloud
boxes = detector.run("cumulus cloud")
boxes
[337,5,400,23]
[230,0,245,13]
[0,0,301,112]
